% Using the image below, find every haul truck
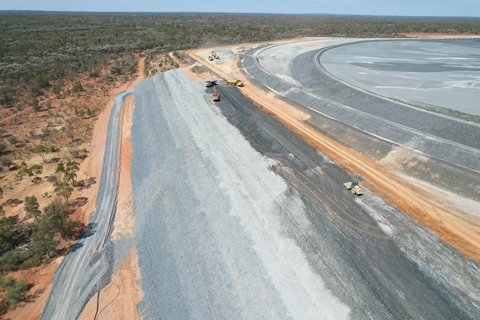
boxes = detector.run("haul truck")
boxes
[227,79,244,87]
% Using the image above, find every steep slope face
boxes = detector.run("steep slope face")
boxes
[131,69,480,319]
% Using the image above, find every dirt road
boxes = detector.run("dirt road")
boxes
[40,90,132,320]
[189,39,480,265]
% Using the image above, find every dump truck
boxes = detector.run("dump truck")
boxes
[205,80,217,87]
[343,181,363,195]
[227,79,244,87]
[213,87,220,101]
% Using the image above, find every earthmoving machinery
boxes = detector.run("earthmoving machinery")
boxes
[213,86,220,101]
[205,80,217,87]
[208,55,214,61]
[212,51,219,59]
[343,181,363,195]
[227,79,244,87]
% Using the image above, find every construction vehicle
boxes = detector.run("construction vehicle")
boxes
[205,80,217,87]
[213,87,220,101]
[343,181,363,195]
[227,79,244,87]
[212,51,219,59]
[208,55,213,61]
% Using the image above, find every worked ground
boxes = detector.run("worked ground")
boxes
[36,38,480,320]
[130,68,479,319]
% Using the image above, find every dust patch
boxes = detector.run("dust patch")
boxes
[185,63,216,81]
[379,146,428,170]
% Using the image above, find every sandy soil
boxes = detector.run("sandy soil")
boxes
[79,249,142,320]
[3,58,145,320]
[187,44,480,264]
[185,65,216,81]
[402,32,479,38]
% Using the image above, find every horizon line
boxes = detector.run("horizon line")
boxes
[1,10,480,19]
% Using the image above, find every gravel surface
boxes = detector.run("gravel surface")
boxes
[132,70,349,319]
[242,39,480,173]
[40,90,132,320]
[131,70,480,319]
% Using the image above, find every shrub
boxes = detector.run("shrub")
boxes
[54,182,73,202]
[15,163,43,183]
[0,158,12,169]
[51,86,61,94]
[71,81,83,93]
[0,216,28,256]
[1,277,28,308]
[109,65,122,75]
[7,136,18,145]
[24,196,42,222]
[9,117,20,125]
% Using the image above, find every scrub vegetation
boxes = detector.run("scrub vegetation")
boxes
[0,11,479,314]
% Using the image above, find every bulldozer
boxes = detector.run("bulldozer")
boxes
[213,87,220,102]
[343,181,363,196]
[227,79,244,87]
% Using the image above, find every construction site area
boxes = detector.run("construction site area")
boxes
[38,38,480,320]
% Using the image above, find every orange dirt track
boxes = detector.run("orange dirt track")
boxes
[188,46,480,265]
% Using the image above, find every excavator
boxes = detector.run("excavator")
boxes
[343,181,363,195]
[212,51,219,59]
[213,86,220,102]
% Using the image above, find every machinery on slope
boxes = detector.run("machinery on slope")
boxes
[343,181,363,195]
[213,86,220,101]
[205,80,217,87]
[227,79,244,87]
[212,51,219,59]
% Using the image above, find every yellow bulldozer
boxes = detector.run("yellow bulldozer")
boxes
[227,79,244,87]
[343,181,363,196]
